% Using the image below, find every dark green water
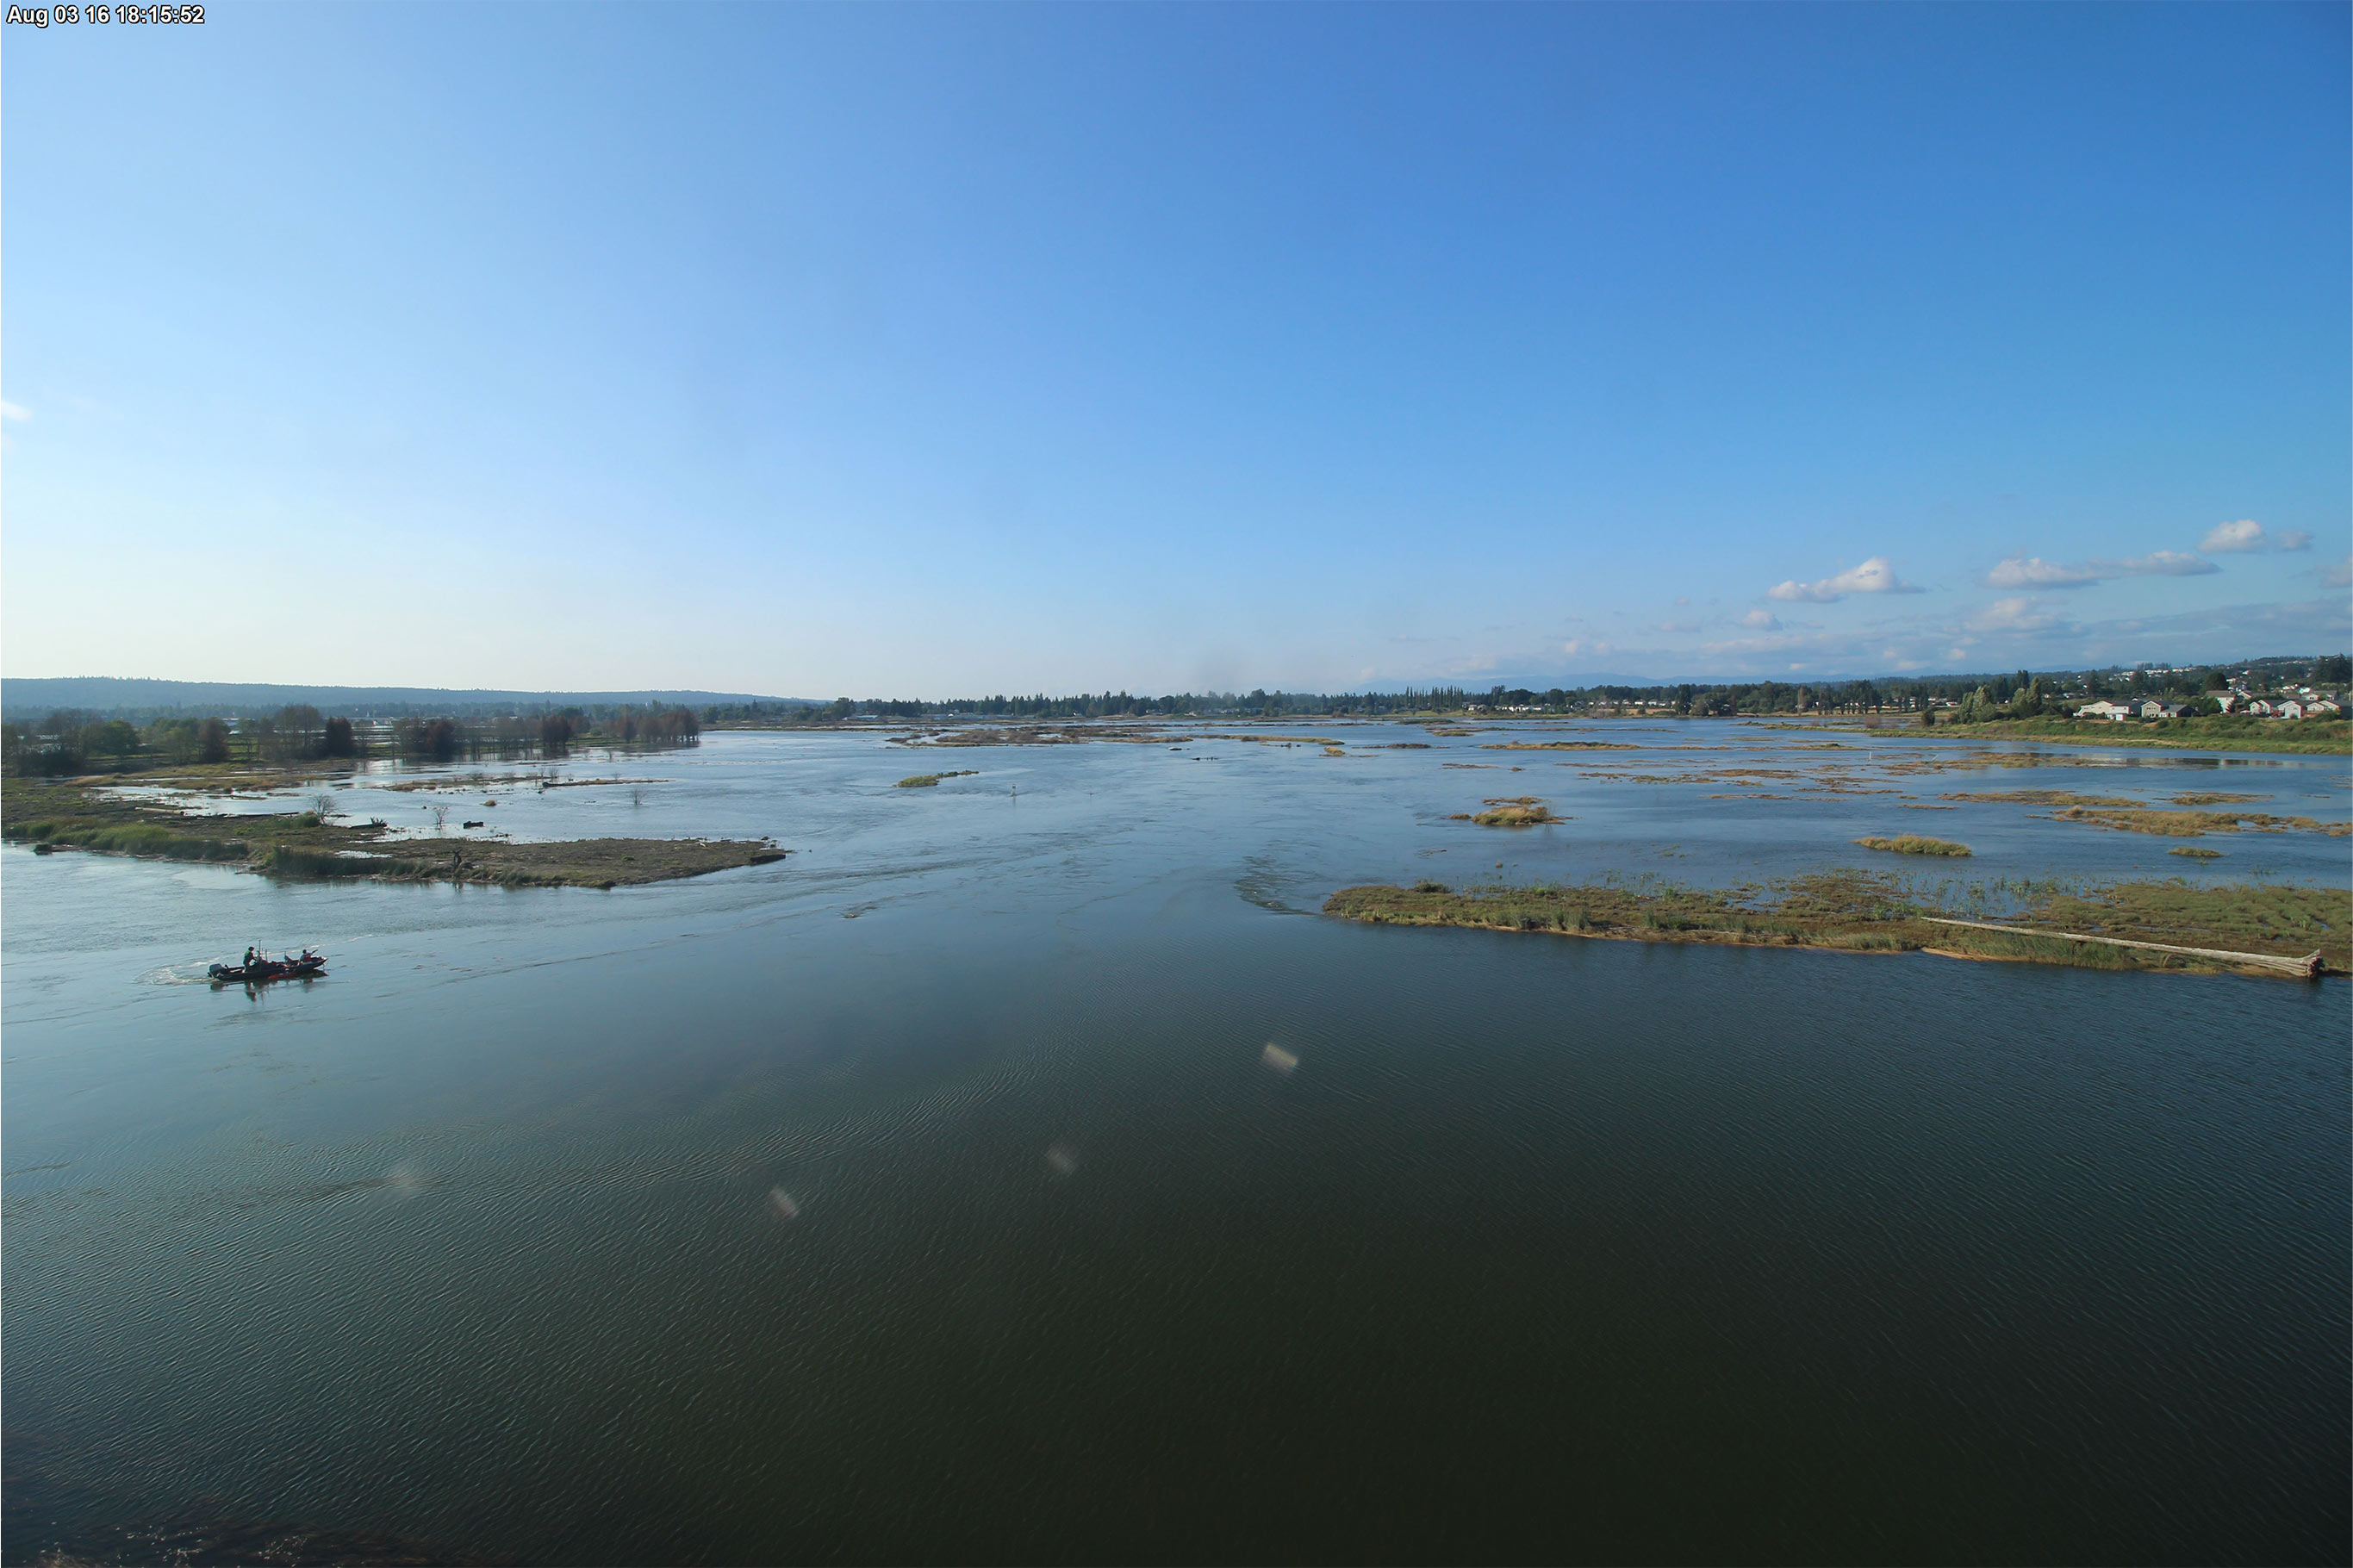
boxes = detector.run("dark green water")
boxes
[5,731,2347,1563]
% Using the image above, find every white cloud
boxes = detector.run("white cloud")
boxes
[2200,519,2266,552]
[1560,638,1613,656]
[2196,518,2322,556]
[1984,550,2219,589]
[2317,556,2353,590]
[0,400,28,422]
[1766,557,1920,602]
[1740,609,1781,631]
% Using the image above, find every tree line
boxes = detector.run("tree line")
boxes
[698,656,2348,725]
[4,703,701,775]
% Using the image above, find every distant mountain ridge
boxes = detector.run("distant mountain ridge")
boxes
[2,677,815,720]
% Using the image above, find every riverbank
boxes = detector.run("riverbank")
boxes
[1323,871,2348,977]
[1,777,782,889]
[1761,714,2352,756]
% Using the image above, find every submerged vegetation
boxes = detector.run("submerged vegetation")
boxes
[1856,835,1973,856]
[1938,790,2140,807]
[1324,870,2348,977]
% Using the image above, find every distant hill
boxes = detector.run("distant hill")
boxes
[1,677,816,721]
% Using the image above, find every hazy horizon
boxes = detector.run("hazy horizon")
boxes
[6,644,2344,722]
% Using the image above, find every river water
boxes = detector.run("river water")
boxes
[5,725,2347,1564]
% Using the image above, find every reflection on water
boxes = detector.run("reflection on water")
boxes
[4,727,2347,1564]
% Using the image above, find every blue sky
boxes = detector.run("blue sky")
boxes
[5,3,2346,694]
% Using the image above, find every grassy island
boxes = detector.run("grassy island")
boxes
[1479,740,1639,751]
[1324,871,2348,978]
[3,777,783,889]
[1856,835,1972,856]
[2044,805,2350,838]
[896,770,979,787]
[1466,797,1561,826]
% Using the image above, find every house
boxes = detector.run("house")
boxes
[2074,700,2133,721]
[2244,700,2275,716]
[2308,699,2343,716]
[2137,700,2187,719]
[2275,700,2306,719]
[2215,692,2239,713]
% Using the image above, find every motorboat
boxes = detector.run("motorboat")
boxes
[209,950,327,984]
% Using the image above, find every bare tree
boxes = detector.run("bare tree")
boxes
[432,804,450,834]
[630,787,645,807]
[310,791,339,823]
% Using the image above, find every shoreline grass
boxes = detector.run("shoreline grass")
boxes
[1763,715,2351,756]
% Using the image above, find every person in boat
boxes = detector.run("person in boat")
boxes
[244,946,257,968]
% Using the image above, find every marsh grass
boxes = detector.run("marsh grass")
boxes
[897,771,979,787]
[2032,879,2344,962]
[1856,835,1973,856]
[1777,715,2351,756]
[1480,741,1639,751]
[10,820,248,861]
[260,843,372,878]
[1325,868,2349,974]
[1938,790,2138,807]
[1466,797,1560,827]
[2049,806,2351,838]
